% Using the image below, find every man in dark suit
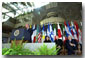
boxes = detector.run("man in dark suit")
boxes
[54,36,63,55]
[54,36,63,48]
[25,24,35,42]
[65,36,78,55]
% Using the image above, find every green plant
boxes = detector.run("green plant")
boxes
[2,40,33,55]
[32,44,60,55]
[2,40,60,55]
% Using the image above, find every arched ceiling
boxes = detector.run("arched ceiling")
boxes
[2,2,82,35]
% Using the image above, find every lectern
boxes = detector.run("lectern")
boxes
[10,28,31,47]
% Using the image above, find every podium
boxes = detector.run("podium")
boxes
[10,28,31,47]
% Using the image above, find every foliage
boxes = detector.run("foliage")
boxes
[32,44,60,55]
[2,41,60,55]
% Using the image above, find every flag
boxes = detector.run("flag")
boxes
[66,21,74,39]
[49,24,54,42]
[38,33,41,43]
[74,21,79,41]
[80,22,82,27]
[38,25,42,43]
[30,25,32,28]
[64,21,69,37]
[64,21,73,38]
[78,29,82,44]
[47,23,50,37]
[64,21,74,39]
[71,21,78,40]
[36,24,39,42]
[61,23,66,41]
[42,24,45,43]
[32,24,36,30]
[53,24,57,40]
[57,23,62,40]
[32,30,37,43]
[31,24,36,43]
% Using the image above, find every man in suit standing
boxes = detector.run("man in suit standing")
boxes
[65,35,78,55]
[25,24,34,42]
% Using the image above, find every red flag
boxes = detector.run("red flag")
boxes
[33,36,36,43]
[57,23,62,39]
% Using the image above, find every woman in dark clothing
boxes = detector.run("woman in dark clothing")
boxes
[44,36,51,43]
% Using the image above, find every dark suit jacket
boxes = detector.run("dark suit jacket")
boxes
[54,39,63,47]
[26,28,34,42]
[65,39,78,50]
[44,40,51,43]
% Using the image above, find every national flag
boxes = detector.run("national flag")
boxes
[74,21,79,41]
[31,24,36,43]
[38,25,42,43]
[30,25,32,28]
[64,21,69,37]
[53,24,57,40]
[80,22,82,27]
[32,30,37,43]
[32,24,36,30]
[49,24,54,42]
[61,23,66,41]
[36,24,39,42]
[42,24,45,43]
[71,21,78,40]
[64,21,74,39]
[47,23,50,37]
[64,26,69,37]
[38,33,41,43]
[68,22,74,36]
[78,28,82,44]
[66,21,74,39]
[57,23,62,40]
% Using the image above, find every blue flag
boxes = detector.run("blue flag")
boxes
[66,21,74,39]
[49,24,54,42]
[47,23,50,37]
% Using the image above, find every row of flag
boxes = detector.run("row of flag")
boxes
[31,21,82,44]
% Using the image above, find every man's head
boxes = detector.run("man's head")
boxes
[68,35,72,40]
[25,24,29,29]
[56,36,59,40]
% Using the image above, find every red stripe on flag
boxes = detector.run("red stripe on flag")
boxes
[58,29,62,38]
[33,36,36,43]
[71,29,74,36]
[64,21,67,26]
[38,33,41,43]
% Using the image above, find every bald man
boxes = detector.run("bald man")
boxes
[65,36,78,55]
